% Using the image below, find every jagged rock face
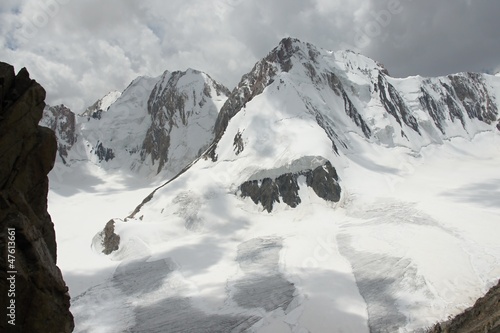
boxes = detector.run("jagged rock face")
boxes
[428,279,500,333]
[76,69,229,177]
[240,160,341,212]
[0,63,74,332]
[418,73,498,134]
[100,220,120,255]
[233,130,244,155]
[142,69,230,174]
[40,104,77,164]
[305,161,341,202]
[377,75,420,134]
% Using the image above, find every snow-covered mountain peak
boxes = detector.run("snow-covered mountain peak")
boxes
[149,68,230,110]
[142,68,230,173]
[46,68,230,178]
[209,39,393,159]
[209,38,499,163]
[265,37,388,86]
[82,90,121,119]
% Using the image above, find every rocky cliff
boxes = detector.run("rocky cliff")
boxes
[0,63,74,332]
[239,158,341,212]
[428,279,500,333]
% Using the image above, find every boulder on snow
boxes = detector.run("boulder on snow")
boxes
[100,219,121,255]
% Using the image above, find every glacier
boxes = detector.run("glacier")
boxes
[44,38,500,333]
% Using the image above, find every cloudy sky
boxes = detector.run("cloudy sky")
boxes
[1,0,499,112]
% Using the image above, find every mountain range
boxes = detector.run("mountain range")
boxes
[42,38,500,333]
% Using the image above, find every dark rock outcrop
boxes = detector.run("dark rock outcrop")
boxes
[377,74,420,134]
[449,73,498,123]
[428,279,500,333]
[100,219,120,255]
[419,73,498,135]
[305,161,341,202]
[240,161,341,212]
[0,62,74,332]
[83,100,105,120]
[233,130,244,155]
[95,141,115,162]
[240,178,281,213]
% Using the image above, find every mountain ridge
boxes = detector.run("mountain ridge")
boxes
[44,68,231,179]
[207,37,498,162]
[46,37,499,178]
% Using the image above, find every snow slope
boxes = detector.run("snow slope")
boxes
[47,38,500,333]
[81,90,122,119]
[51,131,500,333]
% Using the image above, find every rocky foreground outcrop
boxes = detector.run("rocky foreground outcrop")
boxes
[0,63,74,332]
[428,279,500,333]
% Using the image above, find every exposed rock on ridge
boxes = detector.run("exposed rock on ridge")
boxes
[207,38,499,162]
[418,73,498,135]
[0,62,74,332]
[142,69,230,174]
[240,160,341,212]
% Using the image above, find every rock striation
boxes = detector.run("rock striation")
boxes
[0,62,74,332]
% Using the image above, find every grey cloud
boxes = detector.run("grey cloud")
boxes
[1,0,498,112]
[360,0,500,76]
